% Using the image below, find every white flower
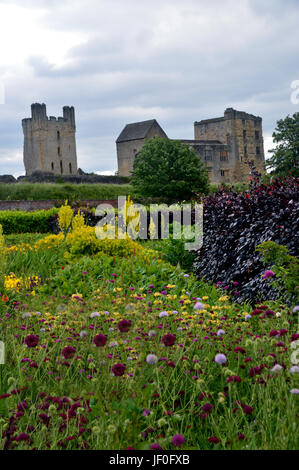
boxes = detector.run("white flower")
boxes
[90,312,100,318]
[217,329,226,336]
[109,341,118,348]
[79,330,88,338]
[271,364,283,372]
[146,354,158,365]
[148,330,157,338]
[159,311,168,318]
[22,312,32,319]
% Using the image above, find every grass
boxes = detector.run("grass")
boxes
[0,182,249,202]
[0,230,298,450]
[0,183,134,201]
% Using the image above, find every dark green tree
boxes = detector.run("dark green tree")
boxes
[131,137,209,201]
[266,112,299,177]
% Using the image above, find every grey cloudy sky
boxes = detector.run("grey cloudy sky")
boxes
[0,0,298,176]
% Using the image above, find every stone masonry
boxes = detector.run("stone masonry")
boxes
[22,103,78,176]
[116,108,266,183]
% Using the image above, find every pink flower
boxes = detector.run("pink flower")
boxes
[263,270,275,279]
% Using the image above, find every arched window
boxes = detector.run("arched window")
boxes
[69,163,72,174]
[57,131,60,140]
[57,146,61,156]
[51,162,54,171]
[60,160,63,174]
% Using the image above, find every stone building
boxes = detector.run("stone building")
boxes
[116,119,168,177]
[116,108,265,183]
[22,103,78,176]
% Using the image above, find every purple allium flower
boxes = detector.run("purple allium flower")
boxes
[93,334,107,347]
[194,302,204,310]
[217,329,225,336]
[292,306,299,313]
[171,434,185,447]
[15,433,30,442]
[263,270,275,279]
[62,346,76,359]
[146,354,158,365]
[142,409,151,416]
[90,312,100,318]
[290,389,299,394]
[112,363,126,376]
[24,334,39,348]
[117,319,131,332]
[289,366,299,373]
[159,311,168,318]
[162,334,176,347]
[271,364,283,372]
[214,353,227,365]
[150,443,163,450]
[244,314,252,321]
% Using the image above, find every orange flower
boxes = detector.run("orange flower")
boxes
[1,295,9,302]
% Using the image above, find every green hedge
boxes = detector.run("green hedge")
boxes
[0,208,58,234]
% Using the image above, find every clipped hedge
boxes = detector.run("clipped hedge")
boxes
[0,208,58,234]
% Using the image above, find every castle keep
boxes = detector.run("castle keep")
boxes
[116,108,265,183]
[22,103,78,176]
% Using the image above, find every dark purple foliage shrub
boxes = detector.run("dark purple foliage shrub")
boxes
[193,177,299,303]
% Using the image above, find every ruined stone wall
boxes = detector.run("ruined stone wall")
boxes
[22,104,78,176]
[117,123,167,177]
[194,108,265,183]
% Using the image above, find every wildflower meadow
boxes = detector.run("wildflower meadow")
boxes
[0,182,298,451]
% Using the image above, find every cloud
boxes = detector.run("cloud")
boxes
[0,0,298,174]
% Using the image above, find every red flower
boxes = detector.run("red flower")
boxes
[117,319,131,332]
[202,403,213,414]
[24,334,39,348]
[162,334,176,347]
[208,436,220,444]
[62,346,76,359]
[93,334,107,347]
[226,375,242,383]
[112,363,126,376]
[242,405,254,415]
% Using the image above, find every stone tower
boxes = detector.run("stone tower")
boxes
[22,103,78,176]
[194,108,265,183]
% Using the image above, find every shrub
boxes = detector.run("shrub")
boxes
[0,208,58,234]
[193,177,299,303]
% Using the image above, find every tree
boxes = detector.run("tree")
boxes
[131,137,209,201]
[266,112,299,177]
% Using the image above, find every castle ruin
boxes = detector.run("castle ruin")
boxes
[116,108,266,183]
[22,103,78,176]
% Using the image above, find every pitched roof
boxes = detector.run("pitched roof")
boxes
[116,119,163,143]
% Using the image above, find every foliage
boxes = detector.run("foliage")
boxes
[256,241,299,302]
[193,177,299,303]
[0,208,58,234]
[266,112,299,177]
[58,202,74,236]
[131,137,209,201]
[0,236,298,450]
